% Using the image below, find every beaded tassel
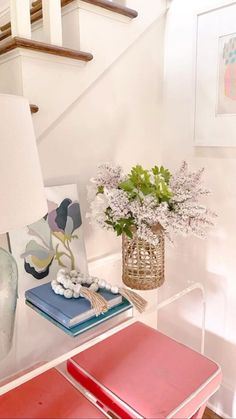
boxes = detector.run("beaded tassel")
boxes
[52,269,148,315]
[118,288,147,313]
[79,287,109,316]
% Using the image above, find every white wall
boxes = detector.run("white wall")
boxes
[38,16,165,260]
[160,0,236,417]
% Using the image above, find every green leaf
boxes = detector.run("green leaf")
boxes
[152,165,171,184]
[105,220,113,226]
[119,179,135,192]
[123,226,133,239]
[140,184,154,196]
[96,185,104,194]
[129,165,151,186]
[152,165,160,175]
[160,166,171,183]
[114,224,122,236]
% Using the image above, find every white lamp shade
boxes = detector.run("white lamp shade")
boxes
[0,94,47,234]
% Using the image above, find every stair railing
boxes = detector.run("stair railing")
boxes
[42,0,62,46]
[10,0,63,46]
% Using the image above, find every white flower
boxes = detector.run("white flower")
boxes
[87,161,215,245]
[129,197,169,229]
[170,162,210,205]
[105,189,130,222]
[87,193,110,230]
[92,163,124,189]
[87,184,97,202]
[137,224,160,246]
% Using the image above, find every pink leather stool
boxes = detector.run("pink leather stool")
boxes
[67,322,222,419]
[0,368,107,418]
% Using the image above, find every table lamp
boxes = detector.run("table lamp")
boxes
[0,94,47,360]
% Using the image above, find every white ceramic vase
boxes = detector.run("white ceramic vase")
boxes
[0,247,18,360]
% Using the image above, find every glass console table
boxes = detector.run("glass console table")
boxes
[0,254,206,396]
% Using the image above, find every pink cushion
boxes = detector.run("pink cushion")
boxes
[0,368,106,418]
[67,322,222,418]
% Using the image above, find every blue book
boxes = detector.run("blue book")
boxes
[25,299,132,337]
[25,282,122,329]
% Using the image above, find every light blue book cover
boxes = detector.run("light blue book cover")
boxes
[25,299,132,337]
[25,282,122,328]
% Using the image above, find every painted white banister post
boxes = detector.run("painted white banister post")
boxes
[42,0,63,46]
[10,0,31,39]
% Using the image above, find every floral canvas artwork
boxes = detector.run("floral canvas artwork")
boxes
[218,33,236,114]
[9,184,88,297]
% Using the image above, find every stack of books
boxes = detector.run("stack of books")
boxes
[25,282,132,336]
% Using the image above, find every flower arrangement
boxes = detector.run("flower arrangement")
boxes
[88,162,215,246]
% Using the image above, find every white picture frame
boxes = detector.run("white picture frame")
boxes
[194,1,236,146]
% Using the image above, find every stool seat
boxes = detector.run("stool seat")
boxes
[0,368,106,418]
[67,322,222,419]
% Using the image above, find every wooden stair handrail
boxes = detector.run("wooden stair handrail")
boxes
[0,37,93,61]
[0,29,11,42]
[30,104,39,114]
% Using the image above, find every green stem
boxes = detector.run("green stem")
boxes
[52,232,75,270]
[56,251,71,260]
[65,239,75,270]
[52,232,65,246]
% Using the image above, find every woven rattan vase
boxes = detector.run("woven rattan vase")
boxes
[122,225,165,290]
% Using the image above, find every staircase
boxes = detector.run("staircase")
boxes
[0,0,166,138]
[0,0,166,267]
[0,1,137,56]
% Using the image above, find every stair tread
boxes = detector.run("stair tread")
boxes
[0,37,93,61]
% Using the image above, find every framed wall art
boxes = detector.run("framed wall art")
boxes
[9,184,88,297]
[194,2,236,146]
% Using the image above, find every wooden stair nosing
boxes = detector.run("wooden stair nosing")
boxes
[0,37,93,62]
[30,104,39,114]
[82,0,138,18]
[32,0,138,19]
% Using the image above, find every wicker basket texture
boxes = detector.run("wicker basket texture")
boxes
[122,225,165,290]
